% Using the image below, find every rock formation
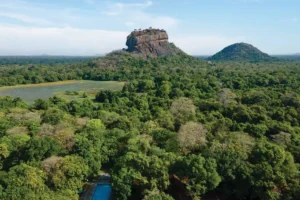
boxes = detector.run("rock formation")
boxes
[125,28,184,57]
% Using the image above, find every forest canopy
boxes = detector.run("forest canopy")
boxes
[0,54,300,200]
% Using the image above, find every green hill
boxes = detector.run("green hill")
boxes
[209,42,276,62]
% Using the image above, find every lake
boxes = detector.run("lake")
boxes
[92,184,112,200]
[0,80,124,103]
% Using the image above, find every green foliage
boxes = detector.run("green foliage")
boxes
[248,140,299,199]
[111,135,176,199]
[72,134,102,176]
[23,137,62,162]
[0,54,300,199]
[143,189,174,200]
[170,97,196,128]
[2,163,49,200]
[0,118,12,137]
[177,122,207,154]
[82,92,88,98]
[95,90,119,103]
[64,90,79,95]
[33,98,49,110]
[85,119,105,131]
[45,155,89,192]
[42,108,64,125]
[172,154,221,198]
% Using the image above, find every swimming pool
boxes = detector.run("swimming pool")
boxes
[92,184,112,200]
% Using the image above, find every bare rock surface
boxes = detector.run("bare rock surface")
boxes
[125,28,184,57]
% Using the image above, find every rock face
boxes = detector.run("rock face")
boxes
[126,28,184,57]
[209,42,276,62]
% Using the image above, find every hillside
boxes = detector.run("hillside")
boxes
[209,42,276,62]
[91,28,203,70]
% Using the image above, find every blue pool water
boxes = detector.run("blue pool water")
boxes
[92,184,112,200]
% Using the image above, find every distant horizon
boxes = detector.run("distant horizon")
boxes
[0,39,299,56]
[0,53,300,57]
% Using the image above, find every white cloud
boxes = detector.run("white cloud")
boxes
[0,24,247,56]
[0,25,127,55]
[0,1,237,56]
[172,35,246,55]
[0,12,53,25]
[105,1,153,16]
[102,1,178,30]
[128,11,178,29]
[0,0,178,32]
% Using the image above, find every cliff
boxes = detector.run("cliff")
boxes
[125,28,184,57]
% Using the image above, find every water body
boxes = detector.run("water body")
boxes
[92,184,112,200]
[0,80,124,103]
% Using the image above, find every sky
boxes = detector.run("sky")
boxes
[0,0,299,55]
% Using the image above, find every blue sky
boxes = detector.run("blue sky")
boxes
[0,0,299,55]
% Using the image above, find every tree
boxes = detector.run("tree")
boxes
[248,140,299,199]
[151,129,177,151]
[111,135,176,200]
[170,97,196,127]
[44,155,89,192]
[206,133,254,198]
[0,143,9,160]
[85,119,105,131]
[138,80,155,92]
[170,88,184,99]
[241,90,271,106]
[271,132,291,148]
[172,154,221,199]
[3,163,49,200]
[52,128,75,150]
[0,133,31,152]
[0,118,11,137]
[82,92,88,98]
[143,189,174,200]
[93,110,120,127]
[72,134,102,176]
[245,123,268,137]
[217,88,237,106]
[154,108,174,130]
[24,137,62,162]
[95,90,117,103]
[157,81,172,98]
[42,108,64,125]
[33,99,49,110]
[0,143,9,169]
[177,122,207,154]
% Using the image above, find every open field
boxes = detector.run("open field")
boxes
[0,80,125,103]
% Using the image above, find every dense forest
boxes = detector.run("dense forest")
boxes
[0,53,300,200]
[0,56,97,65]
